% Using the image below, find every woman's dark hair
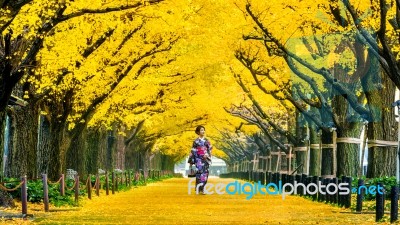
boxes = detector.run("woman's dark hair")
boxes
[195,125,205,135]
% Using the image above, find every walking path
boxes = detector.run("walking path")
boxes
[0,178,389,224]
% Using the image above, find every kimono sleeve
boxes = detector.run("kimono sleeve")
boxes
[187,140,197,164]
[206,139,213,155]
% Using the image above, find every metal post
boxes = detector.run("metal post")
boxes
[391,185,398,223]
[376,182,384,222]
[345,176,352,208]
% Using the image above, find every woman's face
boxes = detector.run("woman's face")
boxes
[199,127,205,136]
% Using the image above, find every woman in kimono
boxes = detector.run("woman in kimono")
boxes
[188,125,212,194]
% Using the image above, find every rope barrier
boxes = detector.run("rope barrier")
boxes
[310,143,334,149]
[47,176,63,185]
[309,139,398,148]
[0,181,25,192]
[79,177,90,191]
[135,172,140,181]
[92,177,98,190]
[336,137,362,144]
[2,180,25,184]
[0,170,167,194]
[65,179,77,191]
[293,146,308,151]
[270,152,283,155]
[368,140,399,148]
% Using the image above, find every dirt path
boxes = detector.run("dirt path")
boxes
[1,178,389,224]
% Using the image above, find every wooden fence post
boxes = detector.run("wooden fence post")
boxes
[21,175,27,215]
[74,175,79,203]
[106,171,109,195]
[356,179,364,212]
[112,172,115,194]
[60,174,65,196]
[42,174,49,212]
[96,174,100,196]
[87,175,92,200]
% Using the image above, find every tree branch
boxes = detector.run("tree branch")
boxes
[57,0,163,23]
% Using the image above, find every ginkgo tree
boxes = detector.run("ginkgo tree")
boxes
[76,0,263,171]
[2,0,287,184]
[1,0,167,179]
[231,0,399,178]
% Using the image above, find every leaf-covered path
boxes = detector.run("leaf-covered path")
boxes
[4,178,390,224]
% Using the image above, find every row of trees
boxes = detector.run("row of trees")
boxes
[5,0,398,188]
[0,0,196,180]
[221,0,400,178]
[0,0,253,183]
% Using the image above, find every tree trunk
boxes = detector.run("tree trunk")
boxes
[3,113,12,178]
[38,116,64,180]
[309,123,321,176]
[96,129,107,170]
[106,130,116,171]
[335,128,361,177]
[321,130,333,176]
[143,148,150,176]
[363,68,397,178]
[66,127,87,177]
[332,94,362,177]
[7,104,39,179]
[295,112,307,174]
[125,143,135,170]
[0,110,7,179]
[116,134,125,170]
[0,110,14,207]
[161,154,174,171]
[37,115,49,176]
[85,128,101,174]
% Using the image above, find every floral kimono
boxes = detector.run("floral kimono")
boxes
[188,137,212,193]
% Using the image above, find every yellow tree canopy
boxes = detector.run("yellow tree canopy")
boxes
[4,0,295,163]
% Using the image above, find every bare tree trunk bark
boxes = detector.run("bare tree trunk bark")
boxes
[321,130,333,176]
[3,112,12,178]
[7,104,38,179]
[0,110,14,207]
[37,115,50,176]
[85,128,101,174]
[309,123,321,176]
[295,112,307,174]
[66,126,87,177]
[106,130,116,171]
[363,68,397,177]
[116,133,125,170]
[97,129,107,170]
[332,94,362,177]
